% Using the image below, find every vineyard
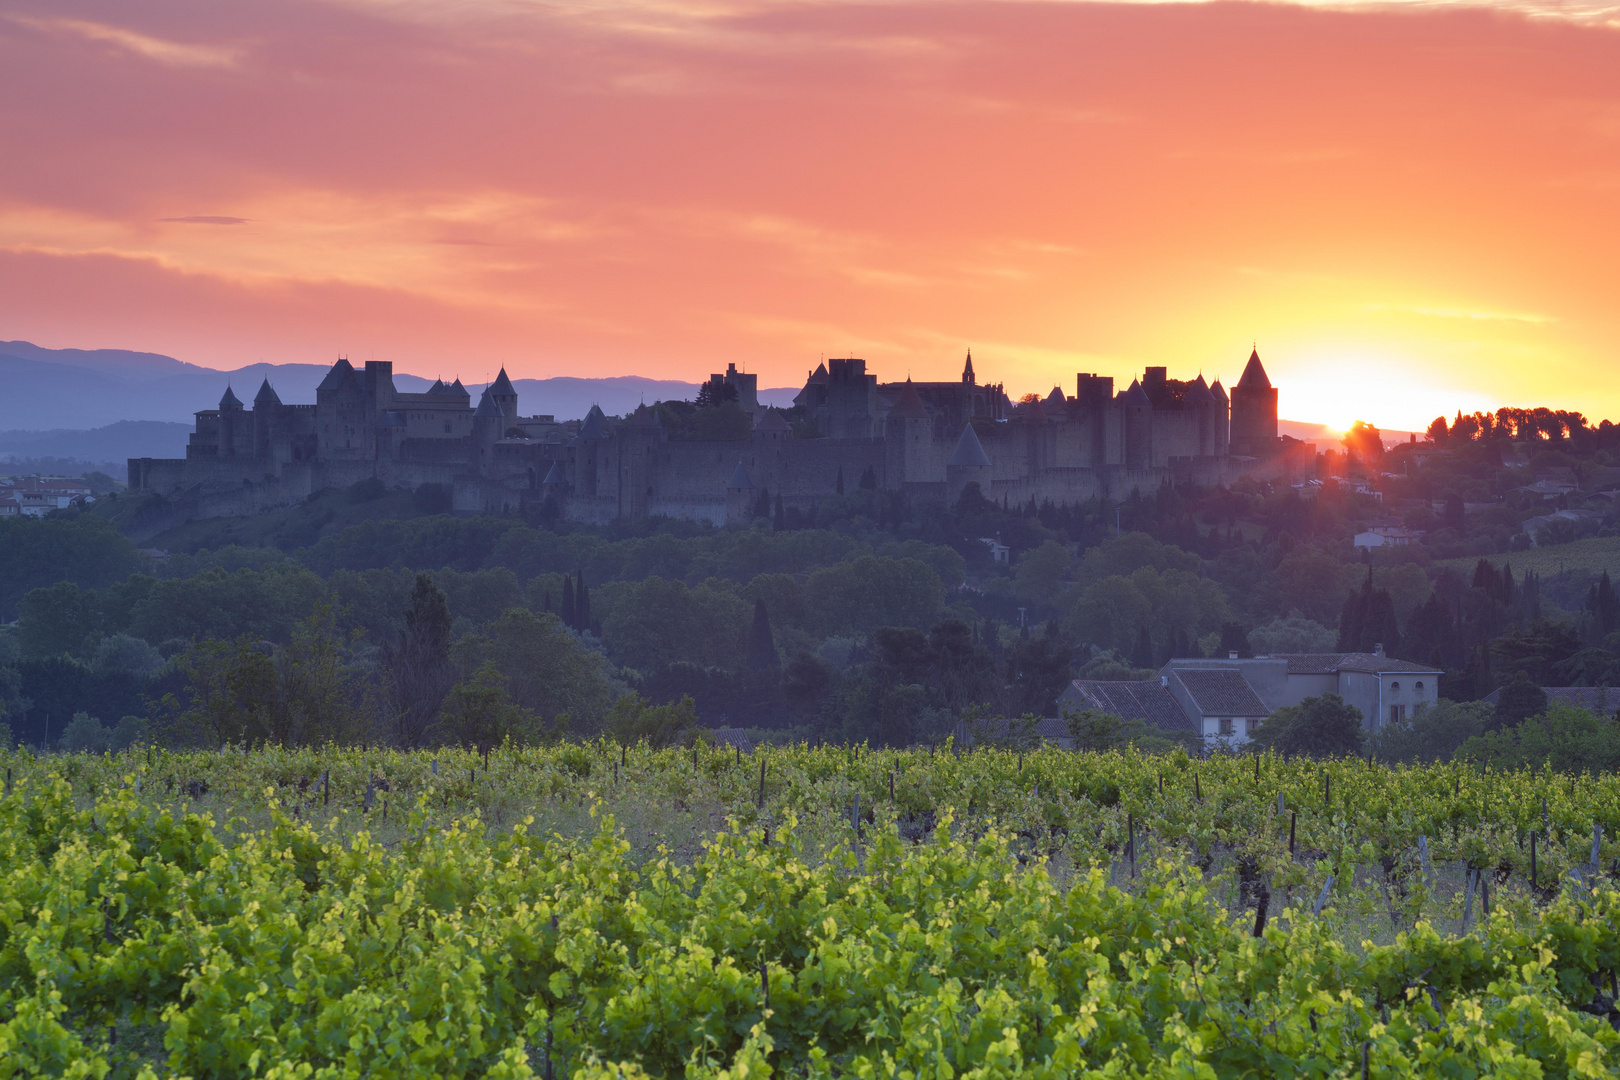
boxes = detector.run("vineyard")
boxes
[2,742,1618,1078]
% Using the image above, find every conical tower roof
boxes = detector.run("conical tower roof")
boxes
[1183,374,1214,405]
[542,460,566,485]
[489,367,516,395]
[757,409,792,432]
[1210,378,1228,403]
[1044,386,1066,409]
[447,378,470,399]
[727,461,754,489]
[253,378,281,406]
[428,378,447,394]
[219,385,243,409]
[474,389,505,418]
[948,423,992,467]
[579,404,608,439]
[1236,348,1271,390]
[316,358,358,392]
[889,379,929,420]
[1120,378,1152,408]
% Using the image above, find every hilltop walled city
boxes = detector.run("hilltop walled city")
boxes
[128,349,1313,523]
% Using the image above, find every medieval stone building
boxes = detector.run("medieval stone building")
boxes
[129,349,1309,526]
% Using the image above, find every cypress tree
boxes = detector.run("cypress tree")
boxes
[576,569,591,631]
[1132,625,1155,670]
[746,598,780,671]
[772,493,785,532]
[562,576,577,629]
[835,466,845,496]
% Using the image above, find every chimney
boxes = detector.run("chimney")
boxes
[1228,650,1239,660]
[1374,642,1385,657]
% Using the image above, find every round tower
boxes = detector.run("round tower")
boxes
[1229,348,1278,456]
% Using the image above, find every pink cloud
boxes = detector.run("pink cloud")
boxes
[1,0,1618,428]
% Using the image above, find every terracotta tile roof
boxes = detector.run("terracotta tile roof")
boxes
[1276,653,1441,675]
[1062,680,1192,734]
[1173,668,1269,716]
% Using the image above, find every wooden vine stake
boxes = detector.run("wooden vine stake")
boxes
[1312,875,1336,917]
[1127,813,1137,879]
[1252,885,1269,938]
[1530,832,1537,892]
[1289,810,1297,858]
[757,757,766,810]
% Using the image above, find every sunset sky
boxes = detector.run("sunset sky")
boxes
[3,0,1619,432]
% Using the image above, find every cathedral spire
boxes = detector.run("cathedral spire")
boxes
[962,349,975,386]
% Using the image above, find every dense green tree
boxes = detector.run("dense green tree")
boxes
[1371,699,1491,764]
[602,692,698,748]
[16,582,101,659]
[1460,702,1620,772]
[384,574,455,748]
[1012,540,1072,605]
[1248,617,1335,655]
[1063,708,1183,752]
[1251,693,1365,757]
[1004,623,1075,717]
[165,638,281,748]
[1491,670,1549,731]
[1489,621,1582,686]
[435,661,545,748]
[599,577,749,671]
[89,634,165,679]
[804,556,945,638]
[452,608,616,732]
[126,564,329,646]
[746,599,780,672]
[0,514,142,622]
[275,602,371,746]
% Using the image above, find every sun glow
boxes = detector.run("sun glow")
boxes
[1274,345,1500,435]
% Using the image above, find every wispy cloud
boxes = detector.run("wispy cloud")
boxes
[161,216,250,225]
[1373,303,1554,325]
[7,16,240,68]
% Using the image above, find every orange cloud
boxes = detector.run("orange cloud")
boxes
[2,0,1619,430]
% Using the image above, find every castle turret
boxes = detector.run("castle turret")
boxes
[217,385,244,459]
[1184,374,1216,456]
[946,423,992,504]
[575,404,608,497]
[473,388,505,475]
[885,379,932,484]
[1229,348,1278,456]
[487,368,518,423]
[252,378,281,460]
[1120,378,1153,470]
[726,461,755,526]
[1210,378,1230,456]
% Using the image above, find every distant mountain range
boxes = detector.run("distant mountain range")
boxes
[0,340,801,467]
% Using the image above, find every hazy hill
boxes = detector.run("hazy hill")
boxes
[0,421,193,470]
[0,341,798,434]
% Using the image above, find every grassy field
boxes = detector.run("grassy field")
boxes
[1439,533,1620,580]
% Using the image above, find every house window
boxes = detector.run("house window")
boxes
[444,422,452,433]
[1390,681,1400,692]
[1389,704,1404,724]
[1219,717,1234,736]
[1415,681,1425,691]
